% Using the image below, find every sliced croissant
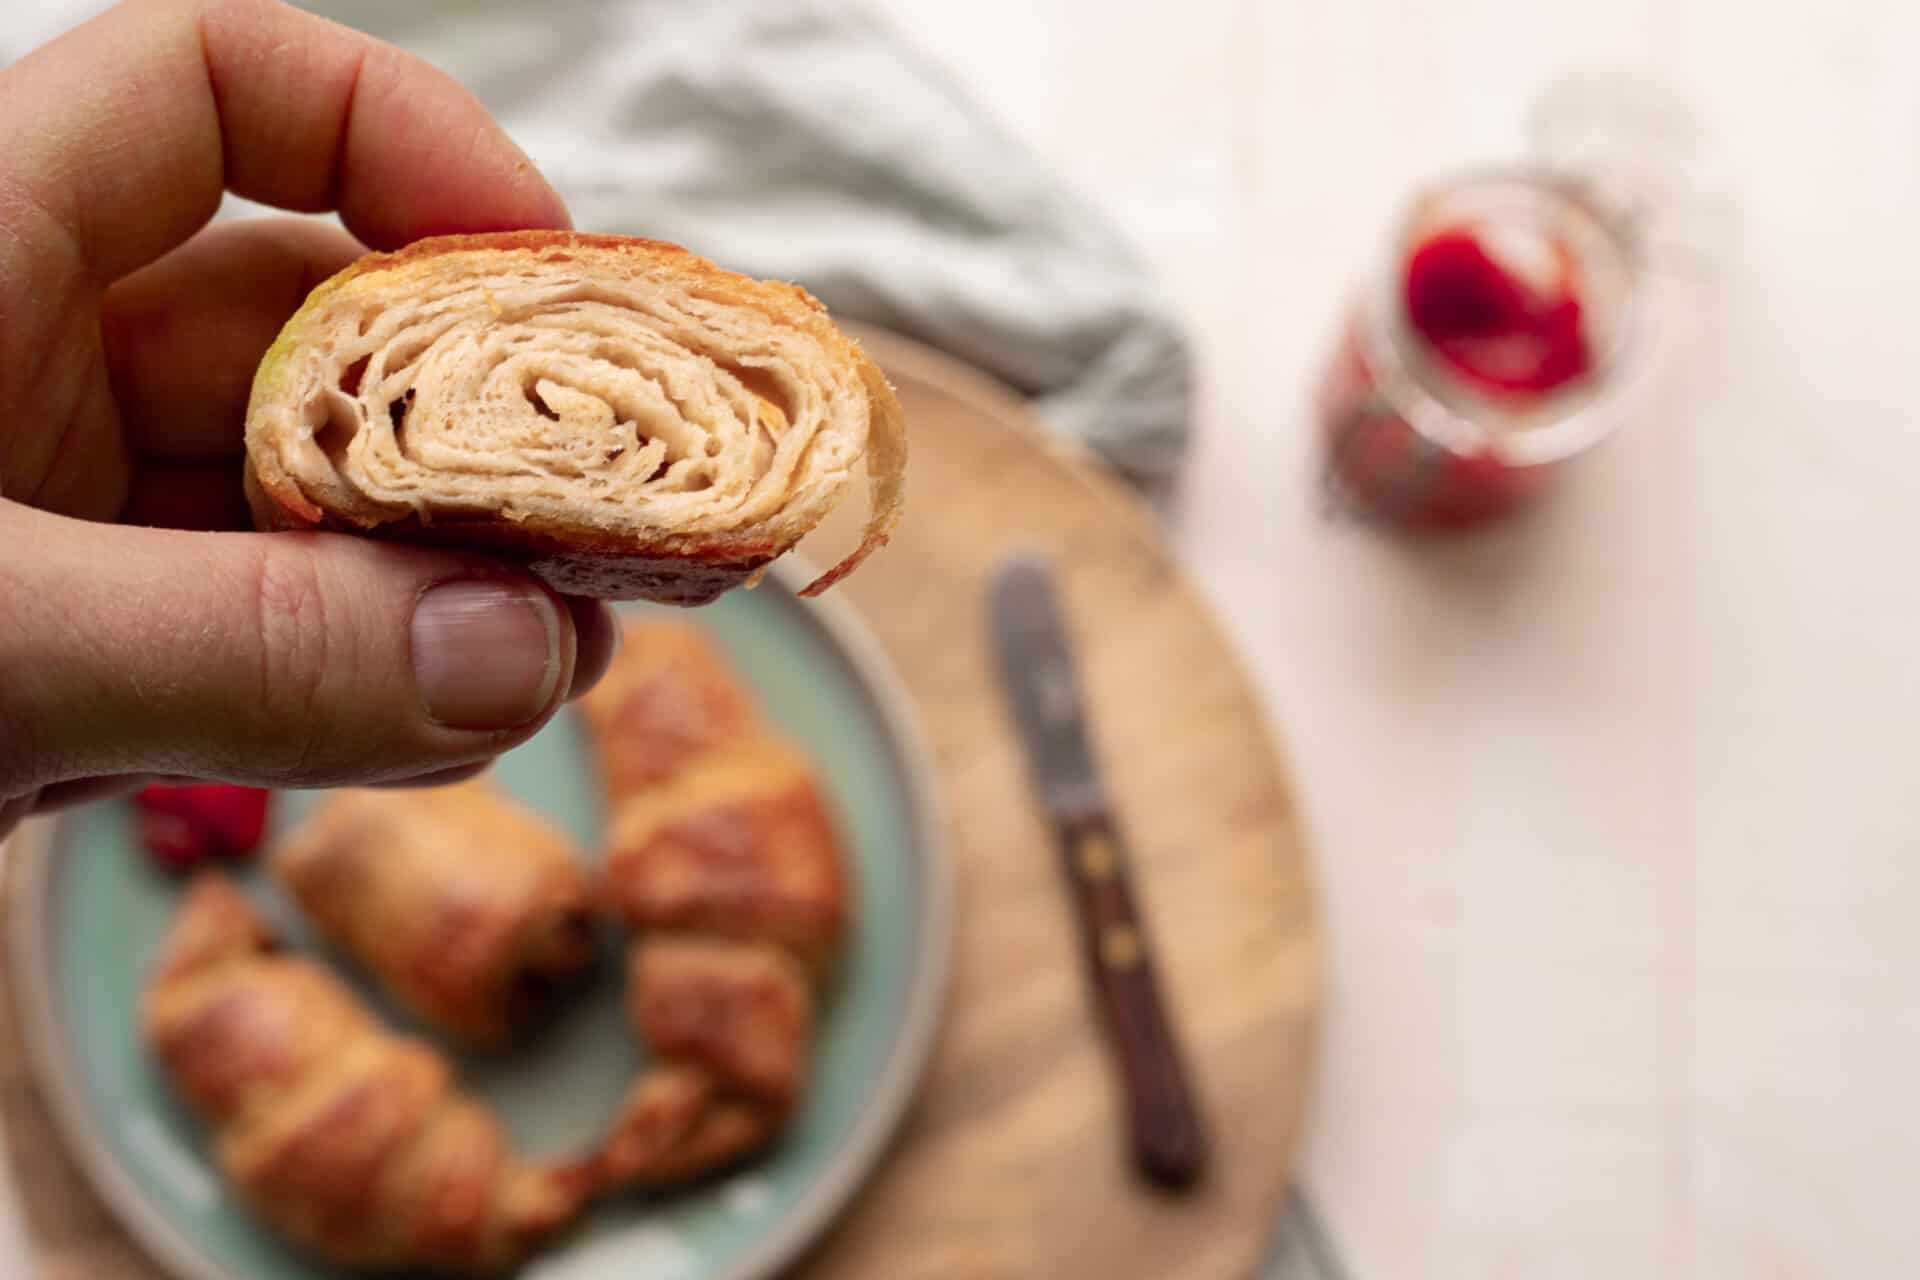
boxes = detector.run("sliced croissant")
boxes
[244,231,906,604]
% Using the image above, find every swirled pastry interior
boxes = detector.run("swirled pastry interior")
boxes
[244,232,905,603]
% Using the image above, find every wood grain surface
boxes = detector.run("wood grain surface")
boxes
[0,328,1320,1280]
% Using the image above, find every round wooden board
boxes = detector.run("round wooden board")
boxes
[0,327,1319,1280]
[786,328,1321,1279]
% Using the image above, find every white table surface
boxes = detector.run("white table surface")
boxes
[4,2,1919,1278]
[861,2,1920,1278]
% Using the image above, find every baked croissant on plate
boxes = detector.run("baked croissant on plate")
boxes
[573,619,761,796]
[273,780,595,1046]
[143,876,592,1274]
[243,231,907,604]
[600,936,816,1188]
[577,623,850,1188]
[601,738,849,978]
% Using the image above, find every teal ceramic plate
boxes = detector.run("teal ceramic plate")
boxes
[8,560,950,1280]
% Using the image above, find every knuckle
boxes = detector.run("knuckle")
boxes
[245,544,339,780]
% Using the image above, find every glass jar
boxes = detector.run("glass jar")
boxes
[1317,169,1647,531]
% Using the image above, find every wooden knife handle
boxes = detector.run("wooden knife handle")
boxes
[1057,813,1208,1190]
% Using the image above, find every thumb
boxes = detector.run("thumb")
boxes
[0,503,578,794]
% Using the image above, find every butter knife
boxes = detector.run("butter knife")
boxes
[987,552,1208,1190]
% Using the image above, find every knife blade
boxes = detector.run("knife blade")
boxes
[987,552,1208,1191]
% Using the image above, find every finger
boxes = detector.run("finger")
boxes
[103,217,364,462]
[368,761,495,790]
[565,597,621,700]
[0,0,569,290]
[0,795,33,844]
[122,463,253,531]
[32,774,167,812]
[0,502,580,795]
[40,761,486,807]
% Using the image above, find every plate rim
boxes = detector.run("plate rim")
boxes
[6,555,954,1280]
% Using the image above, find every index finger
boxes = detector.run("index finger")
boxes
[0,0,569,287]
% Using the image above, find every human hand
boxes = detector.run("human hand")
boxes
[0,0,618,837]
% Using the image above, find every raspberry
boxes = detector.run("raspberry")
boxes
[133,784,272,871]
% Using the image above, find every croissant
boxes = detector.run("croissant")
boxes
[578,624,850,1187]
[573,620,761,797]
[600,938,814,1188]
[243,231,907,604]
[273,780,595,1046]
[143,876,592,1274]
[600,737,848,977]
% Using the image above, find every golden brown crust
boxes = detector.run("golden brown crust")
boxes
[144,962,366,1128]
[574,621,762,796]
[147,873,275,989]
[595,1066,712,1185]
[578,621,851,1191]
[628,937,813,1109]
[273,781,595,1046]
[600,738,848,974]
[594,1067,780,1189]
[144,876,591,1273]
[243,230,905,605]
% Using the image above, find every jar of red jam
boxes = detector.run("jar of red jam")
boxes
[1318,169,1644,530]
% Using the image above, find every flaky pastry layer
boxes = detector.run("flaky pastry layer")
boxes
[244,232,905,603]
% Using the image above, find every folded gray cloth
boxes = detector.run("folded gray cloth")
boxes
[302,0,1195,492]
